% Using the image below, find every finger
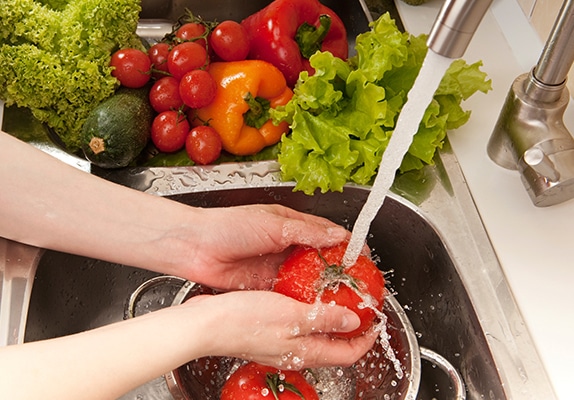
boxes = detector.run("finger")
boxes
[251,204,349,249]
[299,329,379,368]
[297,303,361,335]
[261,204,340,226]
[280,218,349,249]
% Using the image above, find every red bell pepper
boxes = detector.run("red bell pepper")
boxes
[241,0,348,87]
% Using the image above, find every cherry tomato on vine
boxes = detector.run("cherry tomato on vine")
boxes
[110,48,151,88]
[179,69,217,109]
[209,20,250,62]
[176,22,207,48]
[167,41,208,80]
[185,125,222,165]
[151,111,190,153]
[149,76,185,113]
[148,42,171,79]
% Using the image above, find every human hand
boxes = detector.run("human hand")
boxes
[181,290,378,369]
[165,204,350,290]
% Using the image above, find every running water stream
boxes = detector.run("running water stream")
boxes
[343,50,453,267]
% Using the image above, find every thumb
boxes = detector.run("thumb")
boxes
[301,303,361,335]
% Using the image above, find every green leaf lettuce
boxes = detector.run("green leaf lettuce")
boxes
[273,13,492,195]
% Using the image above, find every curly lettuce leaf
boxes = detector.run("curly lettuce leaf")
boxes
[273,13,492,194]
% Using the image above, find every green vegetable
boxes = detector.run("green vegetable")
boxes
[0,0,143,151]
[81,87,153,169]
[272,13,492,195]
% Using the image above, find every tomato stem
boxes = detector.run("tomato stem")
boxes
[265,372,306,400]
[317,250,360,292]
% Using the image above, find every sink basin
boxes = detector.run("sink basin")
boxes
[0,0,556,398]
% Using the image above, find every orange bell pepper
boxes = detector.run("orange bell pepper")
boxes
[192,60,293,156]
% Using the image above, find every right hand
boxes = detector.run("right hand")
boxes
[180,290,378,369]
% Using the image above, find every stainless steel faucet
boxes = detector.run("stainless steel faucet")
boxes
[488,0,574,207]
[427,0,493,59]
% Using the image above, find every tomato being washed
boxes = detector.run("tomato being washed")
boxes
[220,362,319,400]
[273,241,385,339]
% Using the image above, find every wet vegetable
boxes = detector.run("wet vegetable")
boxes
[192,60,293,156]
[273,13,492,195]
[241,0,348,87]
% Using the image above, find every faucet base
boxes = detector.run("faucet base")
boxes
[488,71,574,207]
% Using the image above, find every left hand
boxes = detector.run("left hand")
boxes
[161,204,350,290]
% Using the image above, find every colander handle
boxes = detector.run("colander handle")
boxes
[420,346,466,400]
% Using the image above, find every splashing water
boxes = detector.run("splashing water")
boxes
[312,269,405,383]
[343,50,453,267]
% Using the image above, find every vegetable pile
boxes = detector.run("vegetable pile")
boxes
[1,0,492,194]
[106,4,316,165]
[0,0,143,151]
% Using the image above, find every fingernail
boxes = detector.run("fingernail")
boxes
[340,312,360,331]
[326,226,348,242]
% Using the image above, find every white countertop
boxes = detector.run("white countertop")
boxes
[395,0,574,398]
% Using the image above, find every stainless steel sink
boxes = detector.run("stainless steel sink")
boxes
[0,0,557,398]
[8,151,554,399]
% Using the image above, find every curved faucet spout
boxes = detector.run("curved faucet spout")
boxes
[427,0,493,59]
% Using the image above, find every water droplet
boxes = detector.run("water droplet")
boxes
[307,306,320,321]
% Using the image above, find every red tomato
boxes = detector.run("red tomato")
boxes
[208,20,250,62]
[148,42,171,79]
[179,69,217,109]
[167,41,208,80]
[220,362,319,400]
[273,241,386,339]
[176,22,207,48]
[149,76,184,113]
[110,48,151,88]
[151,111,190,153]
[185,125,222,165]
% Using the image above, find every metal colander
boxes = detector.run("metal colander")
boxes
[164,281,421,400]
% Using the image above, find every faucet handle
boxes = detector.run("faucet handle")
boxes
[519,140,574,206]
[523,147,560,182]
